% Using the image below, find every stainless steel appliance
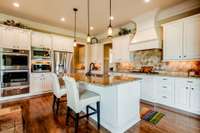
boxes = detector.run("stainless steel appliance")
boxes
[31,61,52,73]
[0,48,29,70]
[0,70,29,97]
[54,51,73,74]
[32,47,51,59]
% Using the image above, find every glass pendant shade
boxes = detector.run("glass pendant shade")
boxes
[73,40,77,47]
[108,26,112,37]
[87,35,91,43]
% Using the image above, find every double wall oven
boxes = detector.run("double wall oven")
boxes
[0,48,29,97]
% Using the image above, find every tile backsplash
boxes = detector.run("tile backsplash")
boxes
[116,49,200,72]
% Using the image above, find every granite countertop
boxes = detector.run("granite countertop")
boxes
[111,71,200,79]
[61,73,141,87]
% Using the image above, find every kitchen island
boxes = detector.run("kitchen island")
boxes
[65,73,141,133]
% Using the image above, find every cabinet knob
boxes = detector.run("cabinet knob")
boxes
[191,88,194,90]
[186,87,189,90]
[179,56,181,58]
[184,55,186,58]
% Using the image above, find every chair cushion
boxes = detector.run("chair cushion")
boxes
[55,87,67,98]
[79,90,100,109]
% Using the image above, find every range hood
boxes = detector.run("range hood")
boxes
[129,10,161,51]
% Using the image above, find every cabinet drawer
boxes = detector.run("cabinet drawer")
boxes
[157,77,174,86]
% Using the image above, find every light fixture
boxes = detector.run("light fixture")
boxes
[110,16,114,20]
[73,8,78,47]
[144,0,150,3]
[13,2,20,8]
[86,0,91,44]
[107,0,113,37]
[90,26,94,30]
[60,17,65,22]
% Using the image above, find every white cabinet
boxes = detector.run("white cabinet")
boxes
[88,43,103,64]
[175,78,200,114]
[0,25,31,50]
[190,80,200,113]
[31,31,52,49]
[156,77,175,106]
[163,21,183,60]
[52,35,74,52]
[112,35,130,63]
[162,14,200,61]
[174,79,190,109]
[183,15,200,59]
[30,73,52,94]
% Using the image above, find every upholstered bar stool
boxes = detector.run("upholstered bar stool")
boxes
[51,73,67,114]
[63,76,101,133]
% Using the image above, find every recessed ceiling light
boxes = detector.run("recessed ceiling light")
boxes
[90,26,94,30]
[110,16,114,20]
[60,17,65,22]
[144,0,150,3]
[13,2,20,8]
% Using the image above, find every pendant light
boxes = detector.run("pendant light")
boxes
[108,0,112,37]
[86,0,91,43]
[73,8,78,47]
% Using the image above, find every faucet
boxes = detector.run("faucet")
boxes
[86,62,95,76]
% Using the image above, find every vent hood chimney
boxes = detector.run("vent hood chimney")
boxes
[129,9,161,51]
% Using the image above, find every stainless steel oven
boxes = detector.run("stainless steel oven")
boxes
[31,61,51,73]
[0,70,29,97]
[32,47,51,59]
[0,48,29,70]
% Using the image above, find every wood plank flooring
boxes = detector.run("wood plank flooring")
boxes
[0,94,199,133]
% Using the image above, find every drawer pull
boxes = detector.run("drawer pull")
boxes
[162,86,167,88]
[187,81,193,83]
[162,96,167,99]
[162,78,167,80]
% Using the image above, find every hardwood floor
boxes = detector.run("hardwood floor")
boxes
[0,94,199,133]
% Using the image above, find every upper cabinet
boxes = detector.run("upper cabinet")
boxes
[52,35,74,52]
[112,35,131,63]
[88,43,103,64]
[31,31,52,49]
[162,14,200,61]
[0,25,31,50]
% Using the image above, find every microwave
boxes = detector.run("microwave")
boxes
[31,61,52,73]
[0,48,29,70]
[32,47,51,59]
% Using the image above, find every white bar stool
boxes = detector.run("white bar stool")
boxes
[63,76,101,133]
[51,73,67,114]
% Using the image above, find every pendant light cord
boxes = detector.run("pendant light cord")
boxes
[88,0,90,36]
[109,0,112,27]
[73,8,78,41]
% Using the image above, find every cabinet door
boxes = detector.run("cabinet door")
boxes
[140,76,155,102]
[183,15,200,59]
[163,21,183,60]
[31,32,43,47]
[0,26,7,48]
[17,30,31,50]
[175,79,190,109]
[30,75,44,94]
[190,80,200,114]
[43,74,52,92]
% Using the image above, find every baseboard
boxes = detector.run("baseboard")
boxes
[141,100,200,119]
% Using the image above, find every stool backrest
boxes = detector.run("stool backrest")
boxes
[63,76,79,112]
[51,73,61,96]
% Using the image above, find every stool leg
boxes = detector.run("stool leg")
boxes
[66,107,70,125]
[52,95,56,111]
[56,98,60,114]
[97,101,100,129]
[75,113,79,133]
[86,106,89,120]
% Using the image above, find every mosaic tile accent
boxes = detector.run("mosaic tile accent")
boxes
[117,49,200,73]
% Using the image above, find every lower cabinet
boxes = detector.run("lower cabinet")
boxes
[156,77,174,106]
[174,78,200,114]
[30,73,52,94]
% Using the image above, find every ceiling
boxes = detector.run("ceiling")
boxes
[0,0,187,35]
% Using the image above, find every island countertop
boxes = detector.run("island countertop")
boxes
[61,73,141,86]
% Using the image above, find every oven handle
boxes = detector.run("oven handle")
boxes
[2,53,29,56]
